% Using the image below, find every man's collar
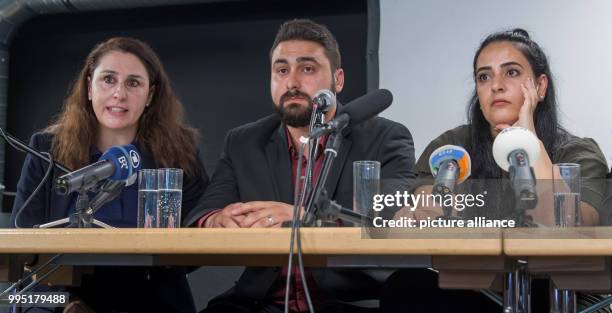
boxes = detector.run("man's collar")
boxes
[284,127,327,160]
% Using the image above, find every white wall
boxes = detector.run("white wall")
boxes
[379,0,612,167]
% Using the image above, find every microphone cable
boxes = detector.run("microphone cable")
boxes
[12,151,55,229]
[296,137,316,313]
[285,138,315,313]
[284,102,327,313]
[0,128,67,228]
[0,127,69,172]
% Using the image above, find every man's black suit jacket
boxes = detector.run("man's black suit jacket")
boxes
[186,113,416,305]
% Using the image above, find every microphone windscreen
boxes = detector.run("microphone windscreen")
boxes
[492,127,540,171]
[99,144,141,180]
[339,89,393,126]
[428,145,471,183]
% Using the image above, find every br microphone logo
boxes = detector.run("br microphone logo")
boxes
[130,150,140,168]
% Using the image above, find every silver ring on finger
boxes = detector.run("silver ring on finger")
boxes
[267,215,274,226]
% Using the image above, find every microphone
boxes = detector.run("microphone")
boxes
[309,89,393,138]
[89,172,138,213]
[55,145,141,195]
[429,145,471,196]
[492,127,540,206]
[313,89,336,113]
[299,189,372,226]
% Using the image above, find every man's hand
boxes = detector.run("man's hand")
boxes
[231,201,297,228]
[205,202,246,228]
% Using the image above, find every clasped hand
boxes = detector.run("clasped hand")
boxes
[207,201,301,228]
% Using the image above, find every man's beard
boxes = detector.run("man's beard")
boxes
[274,84,336,128]
[274,89,314,128]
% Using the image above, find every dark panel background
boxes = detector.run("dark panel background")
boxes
[3,0,368,212]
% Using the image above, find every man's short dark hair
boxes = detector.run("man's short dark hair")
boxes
[270,19,341,71]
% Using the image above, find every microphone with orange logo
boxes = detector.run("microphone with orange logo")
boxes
[429,145,472,196]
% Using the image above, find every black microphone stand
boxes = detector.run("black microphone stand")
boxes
[504,195,535,313]
[302,132,343,226]
[301,122,375,227]
[37,181,118,229]
[310,189,373,226]
[504,152,538,313]
[302,107,326,201]
[39,156,136,228]
[508,150,538,227]
[433,160,463,220]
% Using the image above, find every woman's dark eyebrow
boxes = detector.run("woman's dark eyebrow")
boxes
[500,61,524,69]
[127,74,146,80]
[99,70,145,80]
[475,66,492,74]
[476,61,524,74]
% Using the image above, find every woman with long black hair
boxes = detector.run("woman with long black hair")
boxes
[407,28,607,226]
[383,29,608,313]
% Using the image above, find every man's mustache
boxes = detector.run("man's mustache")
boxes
[280,90,312,106]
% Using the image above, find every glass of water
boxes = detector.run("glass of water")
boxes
[138,169,158,228]
[553,163,581,227]
[353,161,380,227]
[158,168,183,228]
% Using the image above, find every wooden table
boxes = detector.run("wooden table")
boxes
[6,227,612,311]
[0,227,502,255]
[0,227,502,285]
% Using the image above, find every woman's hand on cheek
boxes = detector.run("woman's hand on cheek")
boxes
[516,77,539,133]
[496,77,539,134]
